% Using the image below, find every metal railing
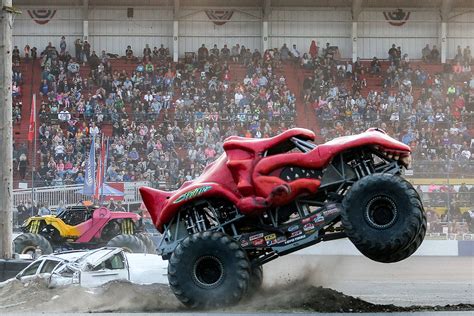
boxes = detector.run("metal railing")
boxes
[13,184,83,209]
[411,161,474,178]
[12,181,156,210]
[40,111,297,125]
[419,191,472,219]
[425,232,473,241]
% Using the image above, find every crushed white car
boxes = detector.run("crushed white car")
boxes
[9,247,168,288]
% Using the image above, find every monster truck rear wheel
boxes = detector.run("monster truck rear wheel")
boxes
[14,233,53,255]
[168,231,250,309]
[341,174,424,262]
[136,233,157,254]
[106,234,147,253]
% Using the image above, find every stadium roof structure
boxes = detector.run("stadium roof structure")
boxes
[11,0,474,9]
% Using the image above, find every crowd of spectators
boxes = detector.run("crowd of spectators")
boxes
[11,46,28,180]
[12,46,24,126]
[298,42,473,179]
[22,38,295,189]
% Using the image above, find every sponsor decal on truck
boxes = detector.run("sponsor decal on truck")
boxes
[264,234,276,241]
[249,233,264,241]
[284,234,305,245]
[303,223,315,232]
[252,238,265,246]
[287,224,300,232]
[173,186,212,204]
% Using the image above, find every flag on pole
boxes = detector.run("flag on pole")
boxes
[94,136,106,200]
[28,94,36,142]
[100,137,110,199]
[83,136,96,195]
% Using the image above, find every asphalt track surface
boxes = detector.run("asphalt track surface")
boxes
[0,255,472,314]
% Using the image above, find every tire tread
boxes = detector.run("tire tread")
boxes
[342,174,425,262]
[168,231,250,309]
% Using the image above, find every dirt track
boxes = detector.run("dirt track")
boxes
[263,255,474,307]
[0,255,472,313]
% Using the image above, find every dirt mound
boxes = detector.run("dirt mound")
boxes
[229,278,473,313]
[234,282,401,313]
[0,278,51,309]
[0,278,472,313]
[0,279,181,313]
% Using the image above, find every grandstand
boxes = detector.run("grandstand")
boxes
[7,0,474,239]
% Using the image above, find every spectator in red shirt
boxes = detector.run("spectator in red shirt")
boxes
[453,62,463,81]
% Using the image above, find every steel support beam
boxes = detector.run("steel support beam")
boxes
[83,0,89,40]
[352,0,363,21]
[352,21,358,62]
[440,21,447,63]
[440,0,453,63]
[173,0,179,62]
[262,0,271,52]
[262,20,268,52]
[351,0,362,63]
[440,0,453,21]
[173,20,179,62]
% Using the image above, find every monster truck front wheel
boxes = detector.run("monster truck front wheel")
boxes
[14,233,53,255]
[342,174,424,262]
[366,210,427,263]
[106,234,147,253]
[168,231,250,309]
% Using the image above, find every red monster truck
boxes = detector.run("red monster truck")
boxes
[140,128,426,308]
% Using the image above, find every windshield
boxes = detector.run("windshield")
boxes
[92,253,125,271]
[57,208,92,226]
[19,260,41,277]
[39,260,61,274]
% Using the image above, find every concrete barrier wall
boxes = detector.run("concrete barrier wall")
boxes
[458,241,474,256]
[0,260,31,282]
[295,240,473,256]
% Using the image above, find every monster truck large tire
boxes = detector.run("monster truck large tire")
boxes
[14,233,53,255]
[246,265,263,297]
[107,234,147,253]
[168,231,250,309]
[341,174,424,262]
[366,210,427,263]
[136,233,157,254]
